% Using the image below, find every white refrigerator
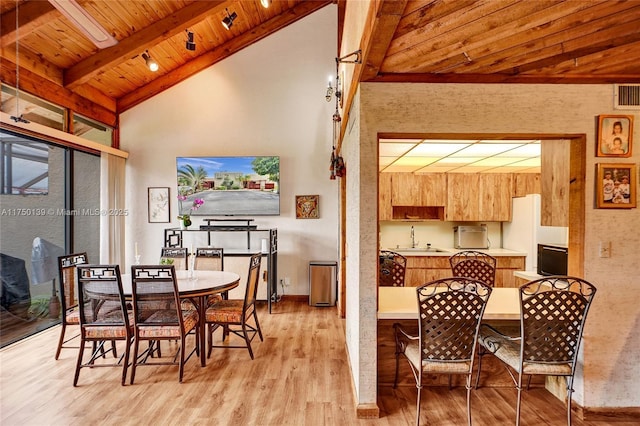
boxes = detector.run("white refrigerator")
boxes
[502,194,568,271]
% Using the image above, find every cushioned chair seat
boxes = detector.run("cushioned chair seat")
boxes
[205,300,244,323]
[404,339,472,374]
[479,326,572,376]
[137,309,198,338]
[66,309,80,324]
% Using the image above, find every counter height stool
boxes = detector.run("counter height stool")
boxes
[55,252,88,360]
[476,276,596,426]
[394,277,492,426]
[449,250,497,287]
[379,250,407,287]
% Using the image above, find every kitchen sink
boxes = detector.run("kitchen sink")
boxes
[393,247,448,253]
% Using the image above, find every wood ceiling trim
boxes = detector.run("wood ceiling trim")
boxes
[0,62,116,126]
[0,1,57,47]
[368,72,640,84]
[360,0,408,81]
[64,0,227,90]
[117,0,332,112]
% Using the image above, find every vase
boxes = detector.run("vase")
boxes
[180,221,188,230]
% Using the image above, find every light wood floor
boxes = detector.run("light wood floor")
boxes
[0,299,633,426]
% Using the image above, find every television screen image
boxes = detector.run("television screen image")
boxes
[176,156,280,216]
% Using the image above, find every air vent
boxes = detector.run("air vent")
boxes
[614,84,640,110]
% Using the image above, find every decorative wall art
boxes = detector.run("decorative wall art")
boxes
[148,187,170,222]
[596,163,636,209]
[295,195,319,219]
[597,115,633,157]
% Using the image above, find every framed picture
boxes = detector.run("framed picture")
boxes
[295,195,319,219]
[596,163,636,209]
[597,115,633,157]
[148,187,170,222]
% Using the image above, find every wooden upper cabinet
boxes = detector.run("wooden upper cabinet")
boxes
[512,173,541,197]
[541,140,570,226]
[379,173,392,221]
[391,173,446,206]
[446,174,512,221]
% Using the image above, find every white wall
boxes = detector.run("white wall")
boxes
[119,6,338,296]
[344,82,640,411]
[380,221,501,250]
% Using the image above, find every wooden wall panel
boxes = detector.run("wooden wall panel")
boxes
[541,140,570,226]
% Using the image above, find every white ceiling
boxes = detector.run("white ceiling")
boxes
[379,139,541,174]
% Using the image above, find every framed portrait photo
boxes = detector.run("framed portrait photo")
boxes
[597,115,633,157]
[148,187,170,222]
[295,195,319,219]
[596,163,636,209]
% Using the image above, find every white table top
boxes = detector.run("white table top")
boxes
[120,270,240,297]
[378,286,520,321]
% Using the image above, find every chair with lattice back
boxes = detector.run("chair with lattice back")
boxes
[394,277,492,426]
[476,276,597,426]
[160,247,188,270]
[55,252,88,360]
[129,265,199,383]
[379,250,407,287]
[74,264,133,386]
[195,248,224,305]
[449,250,497,287]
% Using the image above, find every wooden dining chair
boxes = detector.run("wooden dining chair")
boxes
[74,264,133,386]
[449,250,497,287]
[393,277,492,426]
[205,253,263,359]
[129,265,199,383]
[476,276,597,426]
[195,247,224,305]
[159,247,188,270]
[54,252,88,360]
[379,250,407,287]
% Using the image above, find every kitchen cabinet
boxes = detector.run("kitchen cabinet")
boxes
[391,173,446,206]
[403,254,525,288]
[446,174,513,221]
[541,140,570,226]
[379,173,393,221]
[512,173,541,197]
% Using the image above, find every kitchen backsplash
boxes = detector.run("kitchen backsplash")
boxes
[380,221,502,250]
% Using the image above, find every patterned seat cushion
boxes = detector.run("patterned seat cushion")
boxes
[404,339,472,374]
[479,326,572,376]
[205,300,244,323]
[84,311,134,339]
[137,309,199,338]
[66,309,80,324]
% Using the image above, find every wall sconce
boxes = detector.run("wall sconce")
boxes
[185,30,196,51]
[325,76,340,103]
[260,0,271,8]
[222,8,237,30]
[141,50,158,72]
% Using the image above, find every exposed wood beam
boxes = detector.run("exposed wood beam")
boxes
[64,0,228,89]
[0,61,116,126]
[117,0,332,112]
[367,72,640,84]
[360,0,408,81]
[0,1,57,47]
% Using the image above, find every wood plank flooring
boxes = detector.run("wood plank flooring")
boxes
[0,299,634,425]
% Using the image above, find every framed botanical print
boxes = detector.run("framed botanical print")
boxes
[596,163,636,208]
[295,195,319,219]
[148,187,170,222]
[597,115,633,157]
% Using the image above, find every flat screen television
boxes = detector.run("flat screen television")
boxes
[176,156,280,216]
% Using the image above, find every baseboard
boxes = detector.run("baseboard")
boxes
[576,405,640,422]
[279,294,308,302]
[356,403,380,419]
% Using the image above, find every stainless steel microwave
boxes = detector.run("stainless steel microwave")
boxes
[537,244,568,276]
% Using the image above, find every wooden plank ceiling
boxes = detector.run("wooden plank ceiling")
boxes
[1,0,640,129]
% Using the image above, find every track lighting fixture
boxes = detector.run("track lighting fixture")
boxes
[141,50,158,72]
[222,8,237,30]
[185,30,196,51]
[260,0,271,8]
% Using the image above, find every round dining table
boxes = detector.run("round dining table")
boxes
[120,269,240,367]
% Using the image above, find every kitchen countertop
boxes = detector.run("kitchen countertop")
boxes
[387,247,527,257]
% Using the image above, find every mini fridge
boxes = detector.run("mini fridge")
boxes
[309,261,337,306]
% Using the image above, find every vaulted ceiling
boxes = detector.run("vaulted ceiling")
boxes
[2,0,640,130]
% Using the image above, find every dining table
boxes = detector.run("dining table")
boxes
[377,285,521,320]
[119,269,241,367]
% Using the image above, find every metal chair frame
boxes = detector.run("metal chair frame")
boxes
[394,277,492,426]
[379,250,407,287]
[476,276,597,426]
[449,250,497,287]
